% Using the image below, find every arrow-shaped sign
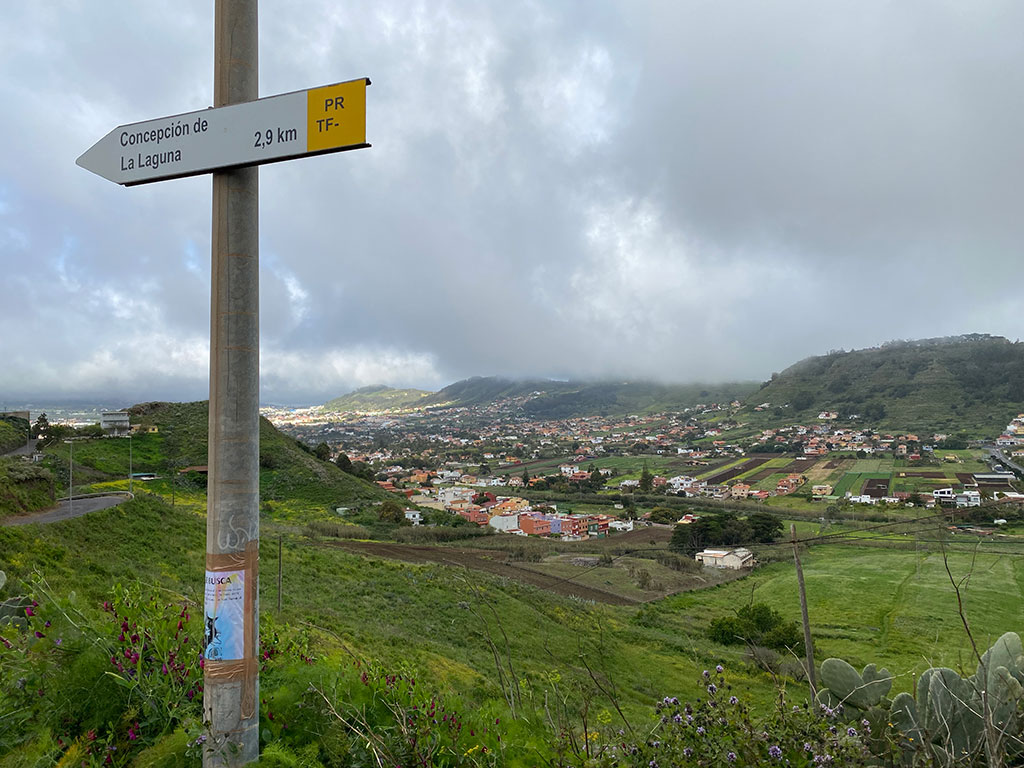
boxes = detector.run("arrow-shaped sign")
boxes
[77,78,369,185]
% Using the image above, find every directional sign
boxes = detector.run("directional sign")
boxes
[77,77,369,185]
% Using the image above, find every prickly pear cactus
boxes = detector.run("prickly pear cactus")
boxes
[824,636,1024,767]
[917,667,983,766]
[818,657,891,711]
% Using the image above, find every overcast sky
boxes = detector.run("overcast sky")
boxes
[2,1,1023,405]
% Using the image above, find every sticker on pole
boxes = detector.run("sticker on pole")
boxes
[204,570,245,661]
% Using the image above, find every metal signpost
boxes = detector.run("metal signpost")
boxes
[77,2,369,764]
[76,78,369,186]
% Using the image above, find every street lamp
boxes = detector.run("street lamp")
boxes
[128,432,133,494]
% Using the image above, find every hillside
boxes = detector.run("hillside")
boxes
[3,489,1024,766]
[322,385,433,412]
[32,401,396,515]
[0,416,26,454]
[422,377,758,417]
[749,334,1024,433]
[0,460,53,516]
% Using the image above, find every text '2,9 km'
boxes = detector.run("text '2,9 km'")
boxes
[77,78,370,186]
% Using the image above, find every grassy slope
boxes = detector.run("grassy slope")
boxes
[749,335,1024,434]
[0,419,24,455]
[37,401,394,518]
[0,460,53,517]
[655,540,1024,694]
[3,494,1022,719]
[422,377,759,417]
[0,497,767,718]
[323,386,434,412]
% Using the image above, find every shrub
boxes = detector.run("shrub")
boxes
[708,602,805,655]
[305,521,371,540]
[0,579,204,767]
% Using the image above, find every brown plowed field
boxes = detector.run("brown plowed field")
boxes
[746,458,816,483]
[316,539,639,605]
[705,457,769,484]
[863,478,890,498]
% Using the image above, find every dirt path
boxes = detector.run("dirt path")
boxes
[315,539,639,605]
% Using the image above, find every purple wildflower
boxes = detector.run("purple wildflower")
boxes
[769,745,783,759]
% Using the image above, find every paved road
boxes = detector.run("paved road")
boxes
[1,494,129,526]
[986,446,1024,477]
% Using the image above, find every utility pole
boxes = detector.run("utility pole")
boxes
[204,1,260,764]
[66,440,73,512]
[76,6,369,764]
[791,524,816,697]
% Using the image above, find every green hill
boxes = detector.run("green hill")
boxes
[27,401,395,518]
[0,416,27,454]
[422,377,758,417]
[748,334,1024,434]
[322,385,433,413]
[0,460,53,516]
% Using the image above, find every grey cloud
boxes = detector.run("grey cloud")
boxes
[1,1,1022,403]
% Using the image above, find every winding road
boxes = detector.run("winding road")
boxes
[1,494,130,527]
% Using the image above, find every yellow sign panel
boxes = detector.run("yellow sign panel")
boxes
[306,79,367,153]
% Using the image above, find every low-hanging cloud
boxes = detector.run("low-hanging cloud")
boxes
[2,1,1023,404]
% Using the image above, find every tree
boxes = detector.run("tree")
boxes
[377,499,408,525]
[350,461,375,482]
[31,413,49,438]
[649,507,679,525]
[707,602,804,654]
[639,462,654,493]
[521,467,530,486]
[477,462,490,476]
[334,453,353,473]
[314,441,331,461]
[747,512,783,543]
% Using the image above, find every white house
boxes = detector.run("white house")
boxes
[955,490,981,508]
[488,513,520,533]
[403,509,423,525]
[695,548,754,570]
